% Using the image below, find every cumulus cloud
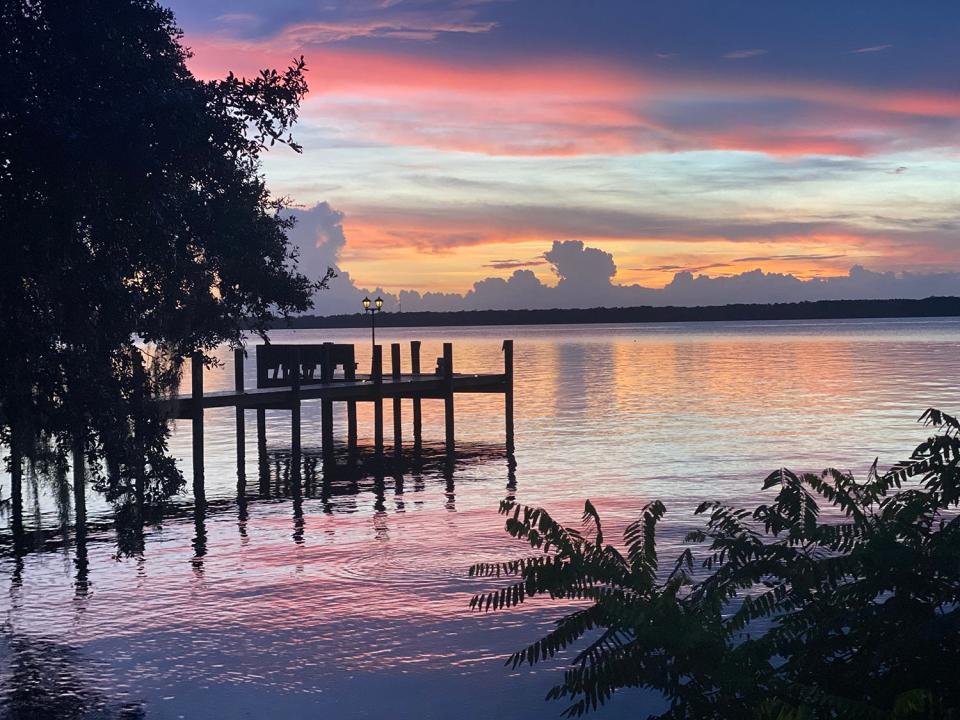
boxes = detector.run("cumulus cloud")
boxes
[286,202,394,314]
[387,240,960,312]
[291,203,960,315]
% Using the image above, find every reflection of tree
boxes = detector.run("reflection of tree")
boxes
[0,633,145,719]
[113,503,145,558]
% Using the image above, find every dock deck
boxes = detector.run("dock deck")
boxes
[159,371,509,416]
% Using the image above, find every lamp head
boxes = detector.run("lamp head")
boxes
[375,296,384,310]
[362,296,371,311]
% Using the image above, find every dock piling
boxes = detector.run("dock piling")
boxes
[234,348,246,485]
[410,341,422,450]
[503,339,514,454]
[391,343,402,456]
[291,348,302,484]
[373,345,384,458]
[443,342,454,454]
[345,357,358,454]
[191,353,205,501]
[321,342,335,466]
[256,408,268,495]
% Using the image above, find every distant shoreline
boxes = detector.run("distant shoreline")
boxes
[271,296,960,330]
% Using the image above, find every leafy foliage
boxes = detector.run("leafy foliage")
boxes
[0,0,328,501]
[470,409,960,718]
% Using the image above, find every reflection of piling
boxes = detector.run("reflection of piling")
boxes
[191,353,205,502]
[192,500,207,571]
[443,342,454,455]
[292,493,304,544]
[443,456,455,511]
[391,343,402,456]
[410,341,422,450]
[373,345,384,459]
[506,450,518,496]
[373,473,387,513]
[74,519,89,597]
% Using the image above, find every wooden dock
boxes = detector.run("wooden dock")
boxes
[163,340,515,494]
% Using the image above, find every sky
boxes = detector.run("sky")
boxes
[168,0,960,312]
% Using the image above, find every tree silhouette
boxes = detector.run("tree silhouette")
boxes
[470,409,960,718]
[0,0,328,501]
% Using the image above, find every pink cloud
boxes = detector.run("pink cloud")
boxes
[182,31,960,158]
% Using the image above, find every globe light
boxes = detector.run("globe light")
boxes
[375,296,384,310]
[362,296,371,311]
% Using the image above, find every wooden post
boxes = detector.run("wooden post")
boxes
[443,342,454,455]
[234,348,246,476]
[391,343,402,456]
[321,342,334,466]
[72,440,86,528]
[410,341,422,450]
[503,339,514,454]
[345,350,358,454]
[372,345,383,458]
[191,353,205,502]
[256,408,268,496]
[291,347,302,485]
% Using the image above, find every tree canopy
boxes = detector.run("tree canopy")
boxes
[0,0,324,500]
[470,409,960,718]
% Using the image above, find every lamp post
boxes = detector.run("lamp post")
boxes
[362,295,384,349]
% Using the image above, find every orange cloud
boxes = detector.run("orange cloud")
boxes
[338,212,885,290]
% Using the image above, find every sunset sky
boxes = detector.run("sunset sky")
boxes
[169,0,960,305]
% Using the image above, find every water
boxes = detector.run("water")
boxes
[2,318,959,718]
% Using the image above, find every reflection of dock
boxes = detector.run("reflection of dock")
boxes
[159,340,515,497]
[256,441,515,504]
[0,439,517,594]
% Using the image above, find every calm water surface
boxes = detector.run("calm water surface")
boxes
[2,319,959,718]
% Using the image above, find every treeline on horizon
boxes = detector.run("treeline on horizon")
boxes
[273,296,960,330]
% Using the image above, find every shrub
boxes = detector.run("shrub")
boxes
[469,409,960,719]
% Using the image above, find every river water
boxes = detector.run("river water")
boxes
[1,318,958,718]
